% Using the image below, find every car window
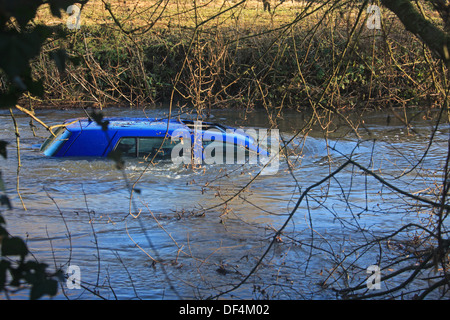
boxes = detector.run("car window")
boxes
[115,137,178,160]
[138,137,176,159]
[115,137,137,157]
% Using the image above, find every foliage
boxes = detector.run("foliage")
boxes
[0,0,87,299]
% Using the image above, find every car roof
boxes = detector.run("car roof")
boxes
[63,117,187,132]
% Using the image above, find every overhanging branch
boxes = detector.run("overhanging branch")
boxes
[380,0,450,65]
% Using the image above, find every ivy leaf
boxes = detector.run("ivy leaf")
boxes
[0,225,7,237]
[0,141,8,159]
[30,278,58,300]
[0,0,43,28]
[90,111,110,131]
[49,48,67,75]
[23,73,44,97]
[0,260,11,290]
[0,26,51,80]
[23,261,59,300]
[1,236,28,258]
[0,195,12,210]
[0,91,23,109]
[48,0,82,18]
[107,149,125,170]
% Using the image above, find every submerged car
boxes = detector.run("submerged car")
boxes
[40,117,270,163]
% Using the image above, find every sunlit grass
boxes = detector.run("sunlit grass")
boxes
[34,0,320,31]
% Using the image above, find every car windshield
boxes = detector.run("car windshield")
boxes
[40,127,70,156]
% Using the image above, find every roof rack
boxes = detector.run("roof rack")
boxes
[180,119,226,132]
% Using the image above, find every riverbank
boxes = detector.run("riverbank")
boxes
[7,1,449,113]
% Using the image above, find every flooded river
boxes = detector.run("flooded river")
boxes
[0,106,448,300]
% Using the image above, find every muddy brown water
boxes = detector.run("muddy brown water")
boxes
[0,106,447,299]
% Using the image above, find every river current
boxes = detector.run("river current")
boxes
[0,106,448,299]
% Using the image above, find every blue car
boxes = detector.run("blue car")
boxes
[40,117,269,163]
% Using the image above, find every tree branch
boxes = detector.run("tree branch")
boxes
[380,0,450,65]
